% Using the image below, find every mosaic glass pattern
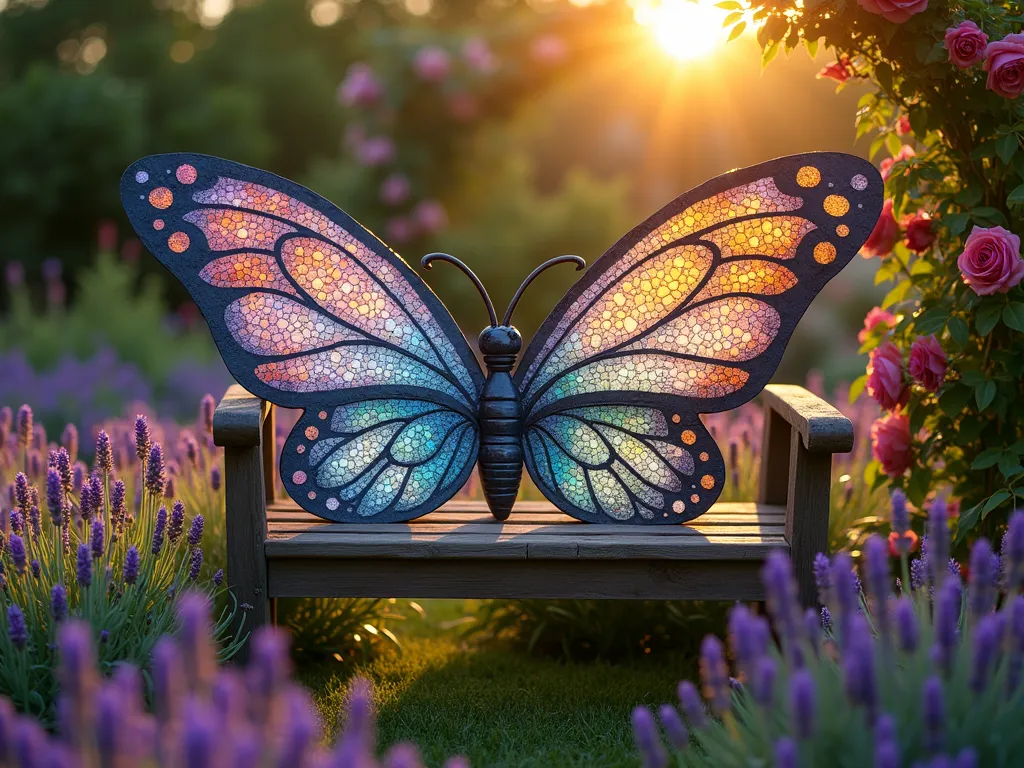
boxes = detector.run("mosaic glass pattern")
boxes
[690,260,797,303]
[183,209,295,251]
[200,253,299,295]
[701,217,816,259]
[225,293,363,355]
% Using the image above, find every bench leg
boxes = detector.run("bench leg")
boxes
[785,432,832,607]
[225,440,271,660]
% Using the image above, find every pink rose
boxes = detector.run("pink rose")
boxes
[984,33,1024,98]
[944,21,988,68]
[895,115,912,136]
[902,211,935,253]
[867,341,908,411]
[908,335,946,392]
[413,47,451,82]
[858,306,897,344]
[957,225,1024,295]
[338,63,383,107]
[817,55,853,83]
[880,145,916,181]
[379,174,411,206]
[414,199,448,234]
[872,412,913,477]
[856,0,927,23]
[861,199,900,259]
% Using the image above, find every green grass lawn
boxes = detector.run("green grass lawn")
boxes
[300,601,700,767]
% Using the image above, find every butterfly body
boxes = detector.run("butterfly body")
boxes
[121,151,882,526]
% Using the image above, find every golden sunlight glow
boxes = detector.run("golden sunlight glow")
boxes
[633,0,734,61]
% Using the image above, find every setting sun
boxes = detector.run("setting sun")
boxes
[633,0,733,61]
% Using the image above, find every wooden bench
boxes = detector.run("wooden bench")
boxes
[213,384,853,643]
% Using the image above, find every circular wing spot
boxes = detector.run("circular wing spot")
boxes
[326,498,340,511]
[681,430,697,445]
[851,174,869,190]
[305,426,319,440]
[296,444,306,454]
[836,224,850,237]
[796,166,821,188]
[700,474,716,490]
[149,187,173,209]
[308,491,317,500]
[814,242,837,264]
[292,471,307,484]
[153,219,165,231]
[176,164,198,184]
[691,494,700,503]
[671,414,681,424]
[167,232,190,253]
[699,451,709,462]
[319,411,328,420]
[823,195,850,217]
[135,171,149,184]
[673,500,685,515]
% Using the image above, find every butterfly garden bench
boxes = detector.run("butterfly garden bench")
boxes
[213,382,853,647]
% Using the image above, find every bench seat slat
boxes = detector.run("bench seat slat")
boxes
[266,522,786,537]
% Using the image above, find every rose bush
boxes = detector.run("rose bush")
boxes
[725,0,1024,544]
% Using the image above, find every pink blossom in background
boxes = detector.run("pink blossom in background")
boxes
[413,46,451,82]
[386,216,416,244]
[902,211,936,252]
[861,199,900,258]
[379,173,411,206]
[356,136,395,167]
[414,199,448,234]
[957,225,1024,295]
[871,412,912,477]
[856,0,928,23]
[817,55,853,83]
[447,92,479,122]
[97,220,118,252]
[895,115,912,135]
[867,341,907,411]
[984,33,1024,98]
[344,123,367,151]
[463,37,497,74]
[879,145,916,181]
[908,335,947,392]
[337,62,383,107]
[944,21,988,68]
[858,306,897,344]
[530,34,568,65]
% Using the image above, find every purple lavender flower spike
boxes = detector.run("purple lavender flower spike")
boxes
[631,706,668,768]
[728,605,759,675]
[933,578,962,674]
[213,569,224,587]
[51,584,68,622]
[76,543,92,587]
[151,636,183,724]
[111,480,126,531]
[657,704,688,751]
[789,669,815,740]
[123,546,140,585]
[752,656,776,708]
[99,630,109,644]
[200,394,216,435]
[10,533,26,574]
[95,685,123,767]
[178,593,215,691]
[16,404,32,449]
[894,598,918,653]
[79,482,94,523]
[169,501,185,545]
[72,462,85,495]
[774,737,798,768]
[135,415,152,463]
[338,675,374,756]
[187,514,204,549]
[970,613,1002,693]
[184,702,216,768]
[30,559,39,579]
[28,450,41,477]
[863,535,891,635]
[890,488,909,535]
[954,749,979,768]
[210,465,222,491]
[212,668,247,725]
[14,472,30,513]
[28,504,41,539]
[145,444,165,496]
[829,551,859,627]
[9,509,23,537]
[812,552,831,604]
[46,468,65,526]
[0,405,11,443]
[95,430,113,477]
[57,622,99,748]
[1009,596,1024,693]
[90,518,104,562]
[842,613,876,715]
[88,474,103,514]
[677,680,706,728]
[163,476,175,499]
[820,606,833,632]
[969,538,997,619]
[1003,511,1024,591]
[56,447,72,491]
[152,506,167,555]
[61,423,78,461]
[923,675,944,753]
[7,605,27,649]
[928,497,950,587]
[910,557,928,591]
[183,432,200,470]
[188,547,203,581]
[699,635,730,715]
[385,742,424,768]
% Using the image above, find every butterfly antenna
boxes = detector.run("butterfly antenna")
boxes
[421,252,498,327]
[502,255,586,327]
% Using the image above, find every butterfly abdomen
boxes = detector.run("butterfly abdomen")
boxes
[478,325,525,521]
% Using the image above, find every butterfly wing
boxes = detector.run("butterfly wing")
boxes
[121,154,483,522]
[515,152,883,524]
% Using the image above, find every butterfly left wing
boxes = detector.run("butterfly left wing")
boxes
[121,154,484,522]
[515,152,883,524]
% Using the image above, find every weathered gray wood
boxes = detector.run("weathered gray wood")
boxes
[213,385,264,448]
[758,407,791,506]
[261,403,276,505]
[762,384,854,454]
[786,428,833,606]
[267,558,767,601]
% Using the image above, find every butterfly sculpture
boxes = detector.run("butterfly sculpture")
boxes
[121,152,881,525]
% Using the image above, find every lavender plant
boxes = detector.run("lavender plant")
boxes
[0,402,244,721]
[633,499,1024,767]
[0,594,468,768]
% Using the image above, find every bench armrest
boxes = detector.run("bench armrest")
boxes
[761,384,854,454]
[213,385,267,447]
